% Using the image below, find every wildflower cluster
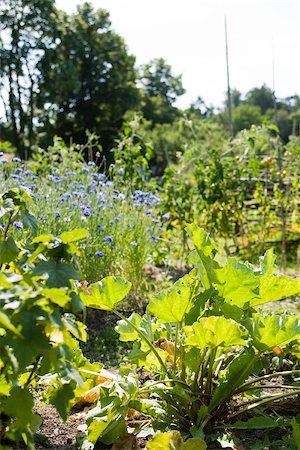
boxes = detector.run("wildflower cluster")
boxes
[1,156,168,297]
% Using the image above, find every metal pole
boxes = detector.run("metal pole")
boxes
[225,16,233,138]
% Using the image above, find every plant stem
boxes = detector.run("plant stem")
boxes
[235,369,300,394]
[228,389,300,420]
[25,355,42,388]
[173,322,180,374]
[113,309,169,375]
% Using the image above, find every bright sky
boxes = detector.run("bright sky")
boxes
[57,0,300,109]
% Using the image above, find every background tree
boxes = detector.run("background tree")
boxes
[38,2,140,154]
[140,57,185,125]
[245,84,274,114]
[0,0,57,158]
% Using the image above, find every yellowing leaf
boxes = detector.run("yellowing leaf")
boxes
[185,316,246,349]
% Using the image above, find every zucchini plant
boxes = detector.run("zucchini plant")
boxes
[79,224,300,448]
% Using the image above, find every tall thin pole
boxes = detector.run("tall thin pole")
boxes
[225,16,233,138]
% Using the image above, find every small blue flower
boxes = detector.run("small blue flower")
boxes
[151,235,159,243]
[12,157,21,163]
[162,213,170,220]
[0,152,3,156]
[88,161,95,166]
[1,158,8,163]
[95,251,104,257]
[118,168,125,175]
[109,164,115,170]
[102,235,113,243]
[24,170,34,176]
[13,221,23,230]
[82,167,89,174]
[130,241,137,247]
[55,211,61,218]
[110,245,115,250]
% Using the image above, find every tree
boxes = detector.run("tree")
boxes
[245,84,274,114]
[0,0,57,158]
[232,104,262,133]
[38,3,140,153]
[140,58,185,125]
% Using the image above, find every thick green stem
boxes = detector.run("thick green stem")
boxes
[113,309,169,374]
[229,389,300,420]
[235,369,300,394]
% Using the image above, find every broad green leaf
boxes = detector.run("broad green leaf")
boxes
[60,228,89,243]
[115,313,142,341]
[0,237,19,264]
[20,210,38,235]
[247,314,300,351]
[256,274,300,305]
[32,234,55,243]
[33,261,80,288]
[185,316,246,349]
[147,271,197,323]
[186,224,216,257]
[42,288,70,307]
[81,276,131,311]
[217,258,259,308]
[5,386,33,426]
[259,249,276,275]
[0,374,11,395]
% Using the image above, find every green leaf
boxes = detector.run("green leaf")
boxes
[0,311,22,337]
[247,314,300,351]
[129,398,165,419]
[20,211,38,235]
[5,386,33,426]
[0,237,19,264]
[81,276,131,311]
[62,313,87,342]
[147,271,197,323]
[0,197,14,218]
[224,415,284,429]
[259,249,276,275]
[60,228,89,243]
[291,418,300,450]
[42,288,70,307]
[32,234,55,243]
[146,431,182,449]
[186,225,219,290]
[257,274,300,305]
[181,438,207,450]
[33,261,80,287]
[115,313,142,341]
[51,381,76,421]
[185,316,246,349]
[217,258,259,308]
[209,349,256,413]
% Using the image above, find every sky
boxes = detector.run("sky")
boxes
[56,0,300,109]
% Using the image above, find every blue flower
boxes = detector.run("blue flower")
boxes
[103,235,113,243]
[151,235,159,243]
[1,158,8,163]
[12,157,21,163]
[118,168,125,175]
[55,211,61,218]
[109,164,115,170]
[13,221,23,230]
[88,161,95,166]
[162,213,170,220]
[130,241,137,247]
[82,167,89,174]
[95,251,104,257]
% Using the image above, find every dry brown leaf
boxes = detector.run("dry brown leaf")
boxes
[111,434,141,450]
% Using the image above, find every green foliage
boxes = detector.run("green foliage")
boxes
[0,188,97,448]
[78,226,300,448]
